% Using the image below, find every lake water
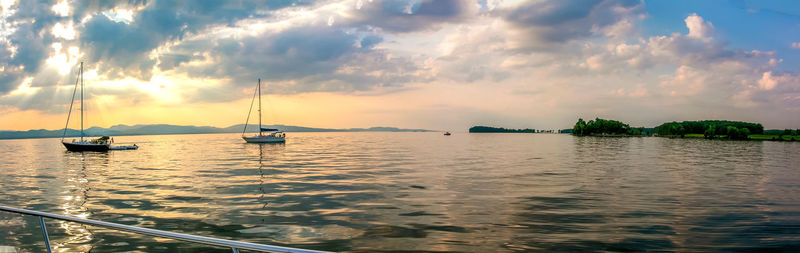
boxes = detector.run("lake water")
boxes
[1,132,799,252]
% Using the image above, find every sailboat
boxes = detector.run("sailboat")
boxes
[242,79,285,143]
[62,62,137,151]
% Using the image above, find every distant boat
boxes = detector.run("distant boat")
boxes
[109,144,138,150]
[242,79,285,143]
[444,132,451,136]
[61,62,137,152]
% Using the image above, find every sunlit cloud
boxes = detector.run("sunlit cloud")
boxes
[103,9,134,24]
[51,21,76,40]
[7,77,37,96]
[51,0,69,17]
[685,13,714,42]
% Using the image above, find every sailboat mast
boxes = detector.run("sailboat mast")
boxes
[80,61,84,142]
[258,78,262,135]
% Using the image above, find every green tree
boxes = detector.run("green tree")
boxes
[572,118,631,136]
[704,125,715,139]
[740,128,750,139]
[715,125,726,136]
[670,124,686,137]
[573,118,587,136]
[655,120,764,135]
[727,126,740,140]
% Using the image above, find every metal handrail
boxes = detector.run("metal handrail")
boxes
[0,205,329,253]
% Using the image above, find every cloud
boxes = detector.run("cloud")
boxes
[77,0,308,80]
[1,0,442,100]
[79,14,158,79]
[757,71,799,92]
[684,13,714,42]
[170,23,423,97]
[429,10,800,126]
[2,0,800,130]
[73,0,430,97]
[1,0,312,94]
[659,65,706,96]
[0,22,52,93]
[758,71,778,90]
[344,0,477,33]
[577,12,772,75]
[0,0,129,94]
[495,0,644,48]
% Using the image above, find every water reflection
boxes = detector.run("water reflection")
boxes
[55,152,105,252]
[0,133,799,252]
[252,143,286,210]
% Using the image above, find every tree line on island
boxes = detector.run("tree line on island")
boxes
[655,120,763,140]
[572,118,648,136]
[570,118,799,141]
[469,126,536,133]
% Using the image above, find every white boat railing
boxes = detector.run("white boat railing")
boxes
[0,205,329,253]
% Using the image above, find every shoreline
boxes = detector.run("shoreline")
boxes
[575,133,800,142]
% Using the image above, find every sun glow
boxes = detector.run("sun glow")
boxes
[0,0,14,13]
[103,8,134,23]
[51,21,76,40]
[7,77,39,96]
[51,0,69,17]
[45,43,82,75]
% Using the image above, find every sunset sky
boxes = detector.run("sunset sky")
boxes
[1,0,799,131]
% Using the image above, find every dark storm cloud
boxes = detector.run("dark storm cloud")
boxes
[345,0,476,33]
[498,0,643,45]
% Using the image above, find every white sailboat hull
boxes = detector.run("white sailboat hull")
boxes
[243,136,285,143]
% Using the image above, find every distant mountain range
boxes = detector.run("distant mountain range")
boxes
[0,124,433,139]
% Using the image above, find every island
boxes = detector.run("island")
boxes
[572,118,649,136]
[655,120,762,139]
[569,118,798,141]
[469,126,535,133]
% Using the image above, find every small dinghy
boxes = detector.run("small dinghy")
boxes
[109,144,138,150]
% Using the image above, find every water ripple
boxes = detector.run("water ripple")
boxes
[0,133,799,252]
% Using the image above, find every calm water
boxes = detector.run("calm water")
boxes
[1,132,799,252]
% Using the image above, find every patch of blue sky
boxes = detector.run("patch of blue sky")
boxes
[643,0,800,70]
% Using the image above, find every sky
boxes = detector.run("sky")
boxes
[0,0,799,131]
